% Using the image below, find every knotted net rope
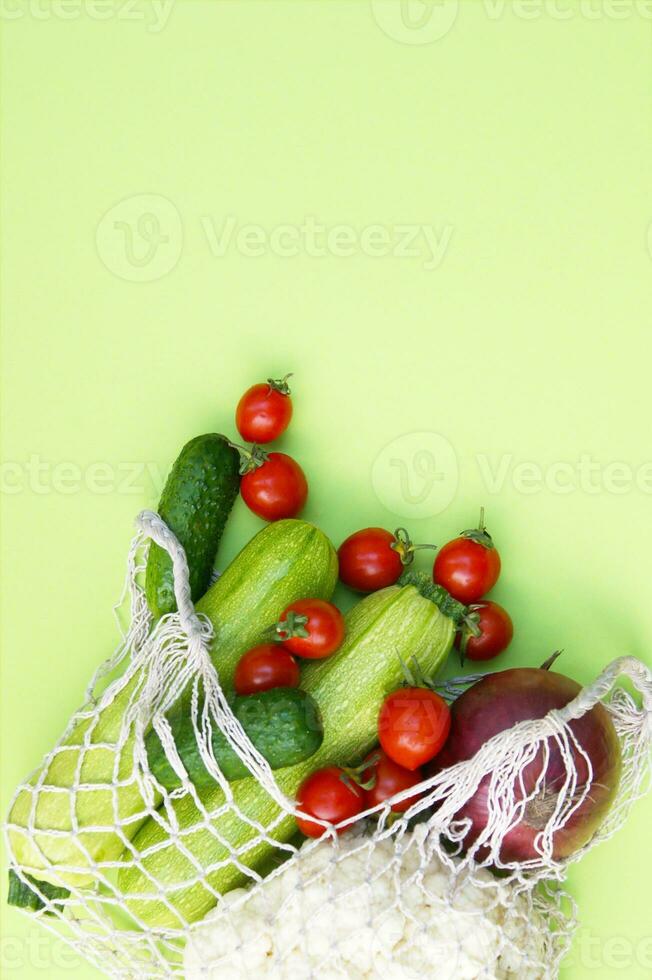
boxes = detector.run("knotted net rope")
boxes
[4,512,652,978]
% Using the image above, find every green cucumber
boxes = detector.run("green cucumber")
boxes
[118,576,457,929]
[7,870,69,913]
[145,433,240,618]
[7,520,337,888]
[146,688,324,789]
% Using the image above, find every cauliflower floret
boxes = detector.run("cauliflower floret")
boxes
[184,826,549,979]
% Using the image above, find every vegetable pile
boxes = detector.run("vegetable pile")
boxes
[5,371,651,980]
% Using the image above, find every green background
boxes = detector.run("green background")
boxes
[2,2,652,977]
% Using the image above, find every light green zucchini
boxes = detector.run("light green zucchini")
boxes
[118,576,457,929]
[6,520,337,888]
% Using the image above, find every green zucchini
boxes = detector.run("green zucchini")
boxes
[118,576,457,929]
[7,520,337,888]
[145,433,240,618]
[146,688,324,789]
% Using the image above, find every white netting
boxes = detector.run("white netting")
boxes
[4,512,652,979]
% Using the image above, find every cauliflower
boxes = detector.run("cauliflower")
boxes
[184,826,549,979]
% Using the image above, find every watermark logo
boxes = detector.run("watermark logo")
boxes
[371,435,652,517]
[96,203,454,279]
[371,0,459,44]
[372,431,459,519]
[96,193,182,282]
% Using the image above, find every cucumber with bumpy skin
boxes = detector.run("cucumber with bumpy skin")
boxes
[145,433,240,618]
[118,574,459,929]
[7,870,69,912]
[146,687,324,789]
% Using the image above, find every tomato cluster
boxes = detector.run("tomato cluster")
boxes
[295,685,453,837]
[338,512,513,664]
[233,598,345,696]
[234,374,308,521]
[295,747,430,839]
[229,387,516,837]
[293,511,518,838]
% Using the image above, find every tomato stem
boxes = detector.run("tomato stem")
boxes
[458,629,470,667]
[272,610,310,642]
[457,603,484,666]
[390,527,437,566]
[460,506,495,550]
[397,653,433,690]
[341,755,380,792]
[228,440,269,475]
[267,373,293,396]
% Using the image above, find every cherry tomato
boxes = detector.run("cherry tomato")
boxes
[455,600,513,662]
[378,687,451,770]
[234,643,300,695]
[275,598,345,659]
[296,765,364,837]
[362,749,424,813]
[240,451,308,521]
[433,511,500,604]
[236,375,293,444]
[338,527,403,592]
[338,527,436,593]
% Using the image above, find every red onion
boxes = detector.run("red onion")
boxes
[435,665,622,862]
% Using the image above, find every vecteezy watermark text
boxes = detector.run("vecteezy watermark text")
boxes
[95,194,454,282]
[566,926,652,972]
[372,433,652,519]
[0,456,165,497]
[0,929,80,972]
[371,0,652,46]
[476,453,652,496]
[201,215,453,269]
[0,0,174,31]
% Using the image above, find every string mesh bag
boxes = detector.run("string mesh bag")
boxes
[4,511,652,980]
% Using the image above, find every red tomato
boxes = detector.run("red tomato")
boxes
[433,512,500,604]
[236,375,293,444]
[240,452,307,521]
[234,643,300,695]
[378,687,451,770]
[362,749,424,813]
[276,598,345,660]
[296,766,364,837]
[338,527,403,592]
[455,600,513,662]
[338,527,436,593]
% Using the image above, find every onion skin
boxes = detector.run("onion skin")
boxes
[434,667,622,863]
